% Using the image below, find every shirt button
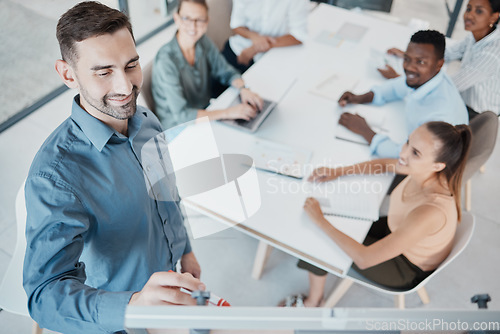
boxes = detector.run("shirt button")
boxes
[146,166,151,172]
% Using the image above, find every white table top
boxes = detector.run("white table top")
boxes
[182,4,415,276]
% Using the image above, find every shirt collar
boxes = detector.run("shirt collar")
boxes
[171,32,204,69]
[70,95,146,151]
[409,69,445,100]
[475,26,500,47]
[170,33,184,65]
[127,106,145,143]
[71,95,115,152]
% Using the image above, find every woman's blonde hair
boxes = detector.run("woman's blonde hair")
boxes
[177,0,208,13]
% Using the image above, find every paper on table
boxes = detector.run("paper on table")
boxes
[335,105,389,145]
[315,30,344,48]
[315,23,368,48]
[309,72,359,102]
[370,48,404,75]
[248,137,312,179]
[336,22,369,42]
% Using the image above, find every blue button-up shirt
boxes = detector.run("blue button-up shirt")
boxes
[23,96,191,334]
[369,70,468,158]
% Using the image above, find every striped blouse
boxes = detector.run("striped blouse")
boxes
[445,28,500,115]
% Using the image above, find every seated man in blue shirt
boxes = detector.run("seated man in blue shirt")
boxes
[338,30,468,158]
[23,2,205,333]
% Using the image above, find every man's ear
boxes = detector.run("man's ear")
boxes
[436,58,445,71]
[55,59,78,89]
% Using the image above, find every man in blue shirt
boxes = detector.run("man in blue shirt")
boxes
[338,30,468,158]
[23,2,205,333]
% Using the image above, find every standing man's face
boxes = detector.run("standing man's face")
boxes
[403,42,444,89]
[57,28,143,122]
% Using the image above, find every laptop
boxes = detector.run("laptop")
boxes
[220,96,277,133]
[219,78,297,133]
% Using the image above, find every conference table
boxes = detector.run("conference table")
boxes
[180,4,414,279]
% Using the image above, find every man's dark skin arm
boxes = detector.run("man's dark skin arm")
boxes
[338,113,377,143]
[338,91,374,106]
[337,91,376,143]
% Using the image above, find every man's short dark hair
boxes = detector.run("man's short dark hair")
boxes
[56,1,134,65]
[409,30,445,60]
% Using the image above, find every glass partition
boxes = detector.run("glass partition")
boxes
[0,0,175,132]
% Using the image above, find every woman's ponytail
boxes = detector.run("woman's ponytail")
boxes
[426,122,472,221]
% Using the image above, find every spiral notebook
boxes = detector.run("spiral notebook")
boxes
[316,192,379,222]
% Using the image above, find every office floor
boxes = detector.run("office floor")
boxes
[1,1,499,333]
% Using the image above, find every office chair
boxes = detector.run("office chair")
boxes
[324,212,475,309]
[463,111,498,211]
[141,61,156,115]
[206,0,233,51]
[0,181,43,333]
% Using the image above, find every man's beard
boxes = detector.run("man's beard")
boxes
[80,85,140,120]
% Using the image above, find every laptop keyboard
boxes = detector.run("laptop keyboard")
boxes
[235,99,272,129]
